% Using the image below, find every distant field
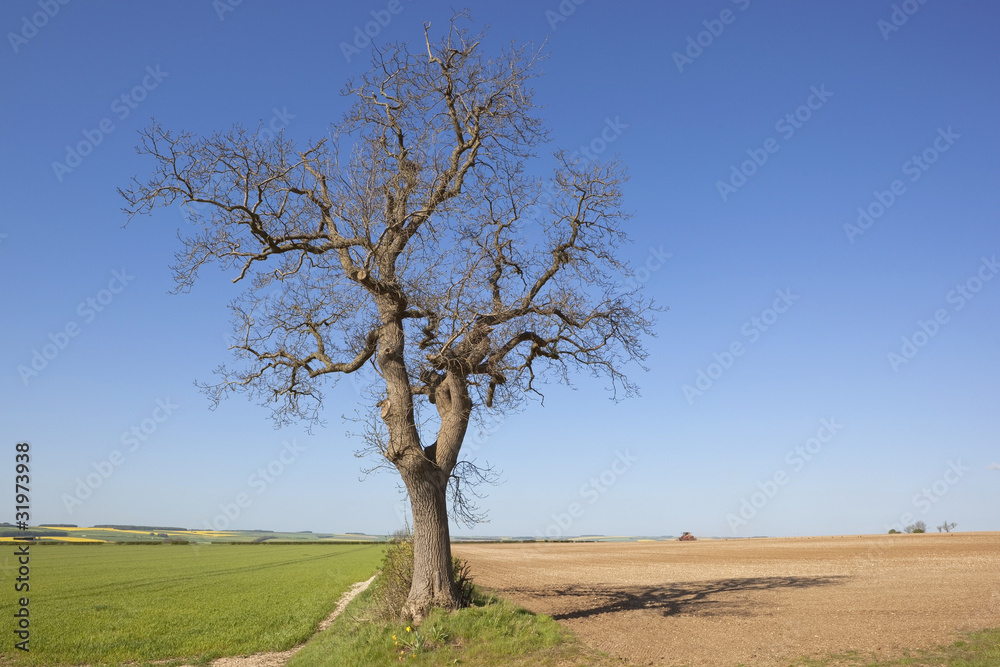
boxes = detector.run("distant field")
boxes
[0,525,383,544]
[0,524,705,544]
[455,532,1000,667]
[0,543,384,665]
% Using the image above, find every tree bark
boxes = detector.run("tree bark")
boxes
[400,463,458,622]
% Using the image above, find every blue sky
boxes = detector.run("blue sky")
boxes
[2,1,998,538]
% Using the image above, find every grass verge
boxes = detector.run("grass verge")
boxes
[786,628,1000,667]
[288,584,614,667]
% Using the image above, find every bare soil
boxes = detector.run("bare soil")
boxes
[454,533,1000,666]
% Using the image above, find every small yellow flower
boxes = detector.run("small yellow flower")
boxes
[406,626,411,632]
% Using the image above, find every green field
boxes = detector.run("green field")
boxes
[0,543,384,665]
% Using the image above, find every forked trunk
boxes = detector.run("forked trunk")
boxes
[401,467,459,622]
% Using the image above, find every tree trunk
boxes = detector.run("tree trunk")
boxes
[401,465,459,622]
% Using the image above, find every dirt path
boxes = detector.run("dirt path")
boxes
[185,573,377,667]
[454,533,1000,666]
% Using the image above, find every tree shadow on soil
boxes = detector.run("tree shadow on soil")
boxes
[505,575,848,621]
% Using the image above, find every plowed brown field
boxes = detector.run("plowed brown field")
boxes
[454,533,1000,666]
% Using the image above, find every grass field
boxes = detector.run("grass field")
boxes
[0,543,384,665]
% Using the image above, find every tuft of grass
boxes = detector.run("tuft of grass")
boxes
[289,584,614,666]
[786,628,1000,667]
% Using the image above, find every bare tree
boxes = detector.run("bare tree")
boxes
[904,521,927,533]
[936,521,957,533]
[120,16,654,621]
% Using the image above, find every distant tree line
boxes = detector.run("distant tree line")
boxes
[0,529,68,537]
[888,520,957,534]
[94,524,188,531]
